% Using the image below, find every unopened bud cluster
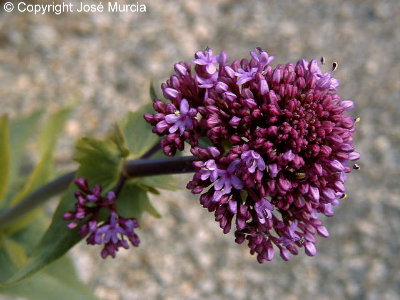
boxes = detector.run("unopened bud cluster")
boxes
[64,178,140,258]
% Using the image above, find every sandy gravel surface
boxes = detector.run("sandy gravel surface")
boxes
[1,0,399,299]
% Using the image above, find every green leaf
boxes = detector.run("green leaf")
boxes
[135,184,160,195]
[107,124,130,158]
[0,244,17,283]
[8,110,43,185]
[3,134,127,285]
[2,237,27,268]
[6,212,48,258]
[133,175,179,191]
[123,103,159,158]
[0,246,97,300]
[0,115,10,206]
[1,270,98,300]
[1,225,96,298]
[9,107,71,207]
[118,182,161,219]
[199,136,213,148]
[74,137,123,187]
[38,107,72,156]
[0,204,97,299]
[1,185,81,285]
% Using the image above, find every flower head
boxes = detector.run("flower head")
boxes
[63,178,140,258]
[145,48,359,262]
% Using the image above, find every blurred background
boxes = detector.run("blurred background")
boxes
[0,0,399,299]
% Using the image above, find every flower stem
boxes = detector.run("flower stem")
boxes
[0,156,198,229]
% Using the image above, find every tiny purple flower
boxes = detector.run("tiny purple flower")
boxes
[316,72,339,90]
[199,159,219,182]
[235,67,259,85]
[165,99,197,135]
[96,212,125,245]
[193,48,219,74]
[214,160,243,194]
[196,72,218,88]
[250,47,274,69]
[254,197,274,224]
[241,150,266,173]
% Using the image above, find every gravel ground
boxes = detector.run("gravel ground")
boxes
[1,0,400,299]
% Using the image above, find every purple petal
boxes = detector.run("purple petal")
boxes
[259,78,269,95]
[214,178,224,191]
[174,63,188,76]
[278,177,291,191]
[257,159,266,171]
[308,59,321,74]
[334,181,346,193]
[349,151,360,161]
[228,200,237,214]
[273,69,282,83]
[200,171,211,181]
[330,160,345,172]
[178,123,186,135]
[323,204,335,216]
[224,66,235,78]
[156,120,169,132]
[164,88,179,99]
[279,247,291,261]
[304,242,317,256]
[341,100,354,110]
[223,180,232,194]
[212,190,223,202]
[309,186,320,202]
[314,163,323,176]
[183,118,194,130]
[322,188,336,201]
[206,63,217,74]
[192,58,207,65]
[210,170,219,182]
[168,123,179,134]
[208,147,220,158]
[317,225,330,237]
[268,164,279,178]
[165,114,180,124]
[230,176,244,190]
[205,159,217,170]
[248,163,257,173]
[227,159,241,173]
[67,222,78,229]
[179,99,189,114]
[229,116,241,127]
[282,150,295,162]
[266,245,275,261]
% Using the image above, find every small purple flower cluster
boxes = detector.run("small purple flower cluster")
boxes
[145,48,360,262]
[63,178,140,259]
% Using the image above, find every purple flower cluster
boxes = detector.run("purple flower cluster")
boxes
[144,48,360,262]
[63,178,140,259]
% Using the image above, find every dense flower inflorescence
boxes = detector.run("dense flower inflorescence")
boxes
[144,48,360,262]
[64,178,140,258]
